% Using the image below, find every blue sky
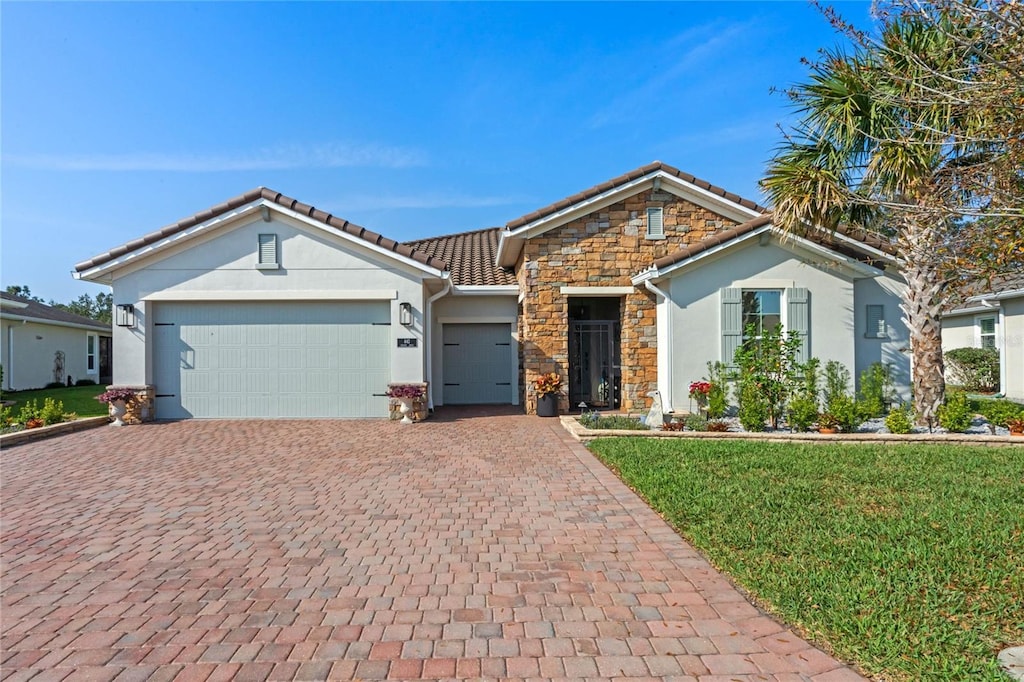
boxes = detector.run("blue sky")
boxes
[1,1,871,303]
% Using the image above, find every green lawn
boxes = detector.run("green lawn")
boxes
[589,438,1023,681]
[1,384,108,417]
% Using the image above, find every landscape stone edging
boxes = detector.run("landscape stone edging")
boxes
[0,416,111,448]
[559,416,1024,447]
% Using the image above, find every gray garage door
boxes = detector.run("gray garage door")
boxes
[442,323,514,404]
[153,301,390,419]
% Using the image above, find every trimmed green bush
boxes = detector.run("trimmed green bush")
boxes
[683,413,708,431]
[977,399,1024,433]
[705,361,730,419]
[885,403,914,434]
[944,347,999,392]
[937,390,974,432]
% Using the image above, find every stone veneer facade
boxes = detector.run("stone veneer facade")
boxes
[517,189,741,414]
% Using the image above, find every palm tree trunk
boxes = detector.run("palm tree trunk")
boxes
[898,216,947,427]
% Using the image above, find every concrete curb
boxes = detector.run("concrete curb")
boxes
[559,415,1024,447]
[0,416,111,448]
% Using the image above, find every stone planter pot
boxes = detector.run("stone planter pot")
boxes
[397,397,415,424]
[536,393,558,418]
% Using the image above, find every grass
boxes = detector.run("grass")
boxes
[1,384,108,417]
[589,438,1023,681]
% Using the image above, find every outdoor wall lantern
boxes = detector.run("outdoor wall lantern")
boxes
[399,302,413,326]
[115,304,135,328]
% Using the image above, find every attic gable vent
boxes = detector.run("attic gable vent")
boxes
[646,207,664,239]
[257,233,279,269]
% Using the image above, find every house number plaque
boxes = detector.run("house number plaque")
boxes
[397,338,418,348]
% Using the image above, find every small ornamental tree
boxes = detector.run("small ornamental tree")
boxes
[733,323,804,430]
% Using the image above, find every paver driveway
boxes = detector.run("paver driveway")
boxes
[1,409,864,681]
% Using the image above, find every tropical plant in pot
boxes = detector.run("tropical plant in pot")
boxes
[386,384,425,424]
[97,387,138,427]
[534,372,562,417]
[1006,415,1024,436]
[817,411,841,434]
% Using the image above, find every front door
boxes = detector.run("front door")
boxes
[569,320,621,409]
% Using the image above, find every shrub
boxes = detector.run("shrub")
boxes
[17,400,40,425]
[830,394,863,433]
[705,361,730,419]
[858,362,894,418]
[44,381,64,389]
[944,347,1000,392]
[977,399,1024,434]
[787,395,820,432]
[707,419,730,432]
[39,398,66,426]
[937,391,975,432]
[684,413,709,431]
[0,404,14,427]
[823,360,851,408]
[733,324,803,429]
[885,403,914,434]
[579,412,649,430]
[663,420,686,432]
[74,378,97,386]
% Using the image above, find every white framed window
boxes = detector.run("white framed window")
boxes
[977,315,997,350]
[741,290,782,341]
[257,233,279,269]
[645,207,664,239]
[866,304,887,338]
[87,334,97,373]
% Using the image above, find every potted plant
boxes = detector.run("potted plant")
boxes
[386,384,426,424]
[688,380,711,415]
[817,411,840,435]
[97,387,138,427]
[534,372,563,417]
[1006,415,1024,437]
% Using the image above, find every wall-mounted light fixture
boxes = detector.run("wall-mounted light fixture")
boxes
[115,304,135,328]
[399,302,413,326]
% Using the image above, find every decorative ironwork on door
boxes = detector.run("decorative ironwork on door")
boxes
[569,320,621,408]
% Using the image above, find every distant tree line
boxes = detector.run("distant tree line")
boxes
[5,285,112,324]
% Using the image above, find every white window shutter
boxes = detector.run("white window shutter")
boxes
[721,288,743,366]
[786,287,809,363]
[258,234,278,266]
[646,207,664,239]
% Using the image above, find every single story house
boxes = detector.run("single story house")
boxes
[1,293,112,391]
[74,162,910,419]
[941,274,1024,401]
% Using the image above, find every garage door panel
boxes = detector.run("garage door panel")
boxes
[443,323,514,405]
[154,301,391,418]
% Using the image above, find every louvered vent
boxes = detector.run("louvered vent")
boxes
[646,207,664,239]
[258,234,278,269]
[866,304,886,338]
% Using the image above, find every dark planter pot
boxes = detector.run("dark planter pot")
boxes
[536,393,559,417]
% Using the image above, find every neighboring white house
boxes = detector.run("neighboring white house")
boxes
[1,293,112,391]
[941,275,1024,401]
[74,163,910,419]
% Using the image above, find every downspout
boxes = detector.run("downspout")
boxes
[643,279,673,412]
[424,279,452,410]
[999,303,1007,397]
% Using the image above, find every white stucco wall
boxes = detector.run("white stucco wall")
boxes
[105,211,438,388]
[853,274,911,401]
[1,319,99,390]
[430,293,520,406]
[664,237,909,410]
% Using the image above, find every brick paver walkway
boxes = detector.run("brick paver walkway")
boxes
[1,409,864,681]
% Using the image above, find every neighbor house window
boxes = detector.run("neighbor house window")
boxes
[742,290,782,341]
[87,334,96,372]
[257,233,279,269]
[978,316,996,349]
[645,207,664,239]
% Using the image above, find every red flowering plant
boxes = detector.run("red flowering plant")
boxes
[386,384,425,400]
[96,388,138,405]
[688,381,712,407]
[534,372,563,396]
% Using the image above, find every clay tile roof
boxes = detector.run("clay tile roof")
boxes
[0,292,110,332]
[404,228,517,287]
[75,187,448,273]
[651,213,898,271]
[505,161,770,230]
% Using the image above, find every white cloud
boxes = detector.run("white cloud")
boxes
[4,142,427,172]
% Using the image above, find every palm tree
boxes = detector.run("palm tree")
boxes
[762,4,1017,426]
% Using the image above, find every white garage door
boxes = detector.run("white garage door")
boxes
[153,301,390,419]
[442,323,514,404]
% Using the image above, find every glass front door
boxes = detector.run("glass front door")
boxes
[569,320,621,409]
